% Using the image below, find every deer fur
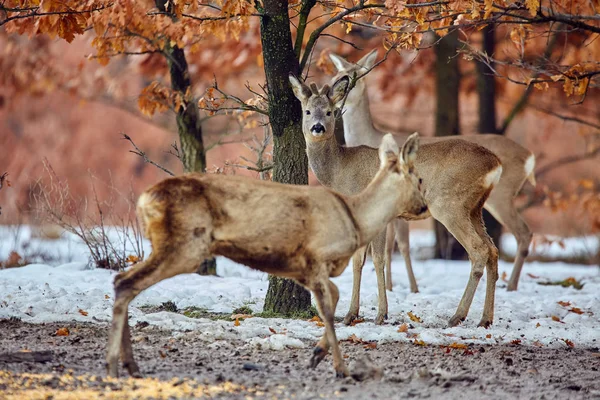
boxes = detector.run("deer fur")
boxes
[290,74,502,328]
[329,50,536,292]
[105,133,427,379]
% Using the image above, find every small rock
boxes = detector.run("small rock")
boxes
[242,362,263,371]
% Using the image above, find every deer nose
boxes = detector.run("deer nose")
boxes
[418,205,428,215]
[311,123,325,134]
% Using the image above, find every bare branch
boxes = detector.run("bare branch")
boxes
[121,133,175,176]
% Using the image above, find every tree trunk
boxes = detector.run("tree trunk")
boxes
[433,29,468,260]
[476,24,503,250]
[157,0,215,275]
[260,0,311,315]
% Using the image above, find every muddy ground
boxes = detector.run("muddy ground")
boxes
[0,319,599,399]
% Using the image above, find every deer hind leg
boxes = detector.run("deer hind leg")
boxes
[394,219,418,293]
[120,309,141,378]
[311,277,348,378]
[484,194,532,292]
[371,230,389,325]
[344,246,368,325]
[435,206,496,328]
[106,245,209,377]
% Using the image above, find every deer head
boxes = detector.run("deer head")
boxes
[289,74,349,142]
[329,49,377,107]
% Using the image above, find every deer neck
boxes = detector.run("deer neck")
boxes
[343,94,381,148]
[305,136,342,188]
[347,175,397,246]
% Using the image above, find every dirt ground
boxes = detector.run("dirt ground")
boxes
[0,320,599,399]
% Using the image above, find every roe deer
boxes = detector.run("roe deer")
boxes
[106,133,427,379]
[290,75,502,328]
[329,50,536,293]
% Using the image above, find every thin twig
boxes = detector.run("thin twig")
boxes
[121,133,175,176]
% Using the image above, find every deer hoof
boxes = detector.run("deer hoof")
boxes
[124,361,142,378]
[386,283,393,292]
[375,313,387,325]
[477,319,493,329]
[448,315,465,328]
[335,367,350,379]
[506,283,518,292]
[309,346,327,369]
[106,361,119,378]
[343,312,358,326]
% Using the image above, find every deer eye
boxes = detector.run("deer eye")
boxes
[305,110,311,115]
[326,111,332,116]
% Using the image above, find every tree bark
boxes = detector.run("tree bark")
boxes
[476,24,503,249]
[157,0,215,274]
[433,29,468,260]
[260,0,311,315]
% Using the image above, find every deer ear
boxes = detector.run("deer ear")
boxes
[399,132,420,172]
[289,74,311,102]
[378,133,400,166]
[329,52,353,72]
[357,49,378,70]
[329,75,349,107]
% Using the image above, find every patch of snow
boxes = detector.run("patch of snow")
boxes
[0,227,599,350]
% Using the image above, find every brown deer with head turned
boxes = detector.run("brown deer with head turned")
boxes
[106,133,427,379]
[290,74,502,328]
[329,50,535,293]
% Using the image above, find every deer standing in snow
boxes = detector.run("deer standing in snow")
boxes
[329,50,536,295]
[106,133,427,379]
[290,75,503,328]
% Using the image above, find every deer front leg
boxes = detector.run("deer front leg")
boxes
[385,223,395,291]
[309,277,340,370]
[311,278,348,378]
[344,246,368,325]
[371,230,389,325]
[394,219,418,293]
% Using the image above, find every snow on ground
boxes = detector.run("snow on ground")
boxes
[0,226,598,351]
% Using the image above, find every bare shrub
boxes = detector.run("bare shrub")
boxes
[30,160,144,271]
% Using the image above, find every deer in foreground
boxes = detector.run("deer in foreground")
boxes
[106,133,427,379]
[290,75,502,328]
[329,50,536,294]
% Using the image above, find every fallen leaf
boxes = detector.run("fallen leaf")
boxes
[345,334,364,344]
[563,339,575,348]
[501,271,508,282]
[159,350,167,358]
[463,349,475,355]
[350,318,365,326]
[309,316,322,322]
[448,342,468,349]
[413,339,427,346]
[511,339,522,345]
[343,354,349,359]
[486,334,492,339]
[268,327,277,334]
[78,309,88,317]
[398,323,408,333]
[364,342,377,350]
[407,312,422,323]
[568,307,584,315]
[407,332,419,339]
[527,273,540,279]
[536,322,541,328]
[56,328,70,337]
[104,295,110,300]
[234,318,240,327]
[551,315,564,323]
[557,301,571,307]
[443,333,456,337]
[126,255,140,264]
[533,340,543,347]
